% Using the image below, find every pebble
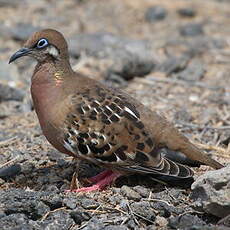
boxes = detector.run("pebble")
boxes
[177,8,196,17]
[130,201,156,222]
[180,23,204,37]
[70,210,91,224]
[177,60,205,81]
[145,6,167,22]
[158,55,190,76]
[0,164,21,180]
[121,185,142,200]
[81,198,99,209]
[168,214,206,229]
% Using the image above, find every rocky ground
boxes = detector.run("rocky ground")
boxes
[0,0,230,229]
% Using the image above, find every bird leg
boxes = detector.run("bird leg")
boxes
[87,170,114,183]
[67,170,121,192]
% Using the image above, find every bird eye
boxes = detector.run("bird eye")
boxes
[36,38,49,49]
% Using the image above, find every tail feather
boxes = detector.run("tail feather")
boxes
[122,157,194,179]
[149,174,194,188]
[182,144,223,169]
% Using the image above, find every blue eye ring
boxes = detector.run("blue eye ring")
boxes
[36,38,49,49]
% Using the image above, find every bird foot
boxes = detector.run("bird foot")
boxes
[66,170,121,193]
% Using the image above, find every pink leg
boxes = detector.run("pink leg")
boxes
[67,171,121,193]
[88,170,113,183]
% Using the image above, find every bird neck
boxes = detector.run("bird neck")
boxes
[32,57,74,87]
[31,58,74,127]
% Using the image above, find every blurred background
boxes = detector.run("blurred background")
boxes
[1,0,230,145]
[0,1,230,229]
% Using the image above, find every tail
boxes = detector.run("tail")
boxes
[124,157,194,187]
[148,157,195,188]
[181,144,223,169]
[149,174,194,188]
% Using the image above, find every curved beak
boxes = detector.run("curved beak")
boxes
[9,48,31,64]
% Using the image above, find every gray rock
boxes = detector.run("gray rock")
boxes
[38,210,75,230]
[168,214,206,229]
[191,165,230,218]
[0,164,21,180]
[145,6,167,22]
[69,32,155,80]
[0,213,30,230]
[121,185,142,200]
[70,210,91,224]
[0,0,25,7]
[180,23,204,37]
[157,55,190,76]
[81,216,106,230]
[150,200,180,217]
[9,23,41,41]
[176,60,206,81]
[63,197,78,209]
[130,201,156,222]
[177,8,196,17]
[174,107,192,123]
[0,84,24,102]
[133,185,150,197]
[0,189,51,219]
[81,198,99,209]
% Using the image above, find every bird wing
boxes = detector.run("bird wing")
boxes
[62,84,193,179]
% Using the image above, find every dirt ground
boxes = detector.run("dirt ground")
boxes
[0,0,230,229]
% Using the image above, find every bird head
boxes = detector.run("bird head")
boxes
[9,29,69,64]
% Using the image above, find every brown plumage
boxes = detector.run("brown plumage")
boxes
[9,29,223,192]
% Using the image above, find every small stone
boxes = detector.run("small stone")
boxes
[120,185,142,200]
[81,198,99,209]
[176,60,205,81]
[174,108,192,123]
[41,194,63,210]
[155,216,168,227]
[158,55,190,76]
[0,164,21,180]
[20,162,35,174]
[109,193,124,205]
[63,197,78,209]
[36,201,50,217]
[133,185,150,197]
[70,210,91,224]
[168,214,206,229]
[180,23,204,37]
[145,6,167,22]
[177,8,196,17]
[130,201,156,222]
[79,216,105,230]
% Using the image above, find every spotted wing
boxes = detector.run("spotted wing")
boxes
[63,85,193,178]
